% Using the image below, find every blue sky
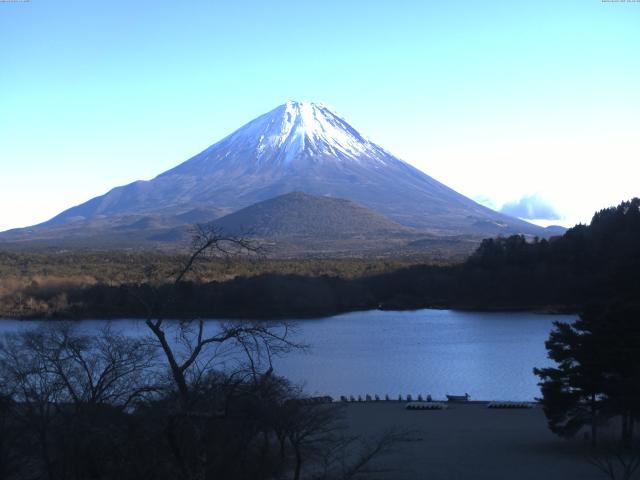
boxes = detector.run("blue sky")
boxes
[1,0,639,230]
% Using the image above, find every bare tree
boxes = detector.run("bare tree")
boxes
[0,329,67,480]
[275,397,413,480]
[0,394,23,480]
[134,225,299,405]
[285,403,345,480]
[17,323,158,409]
[0,323,159,480]
[125,225,304,480]
[0,224,408,480]
[588,439,640,480]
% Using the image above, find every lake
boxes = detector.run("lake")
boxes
[0,309,574,401]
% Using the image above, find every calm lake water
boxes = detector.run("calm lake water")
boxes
[0,309,575,401]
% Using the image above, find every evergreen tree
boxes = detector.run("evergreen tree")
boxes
[534,316,607,445]
[535,304,640,447]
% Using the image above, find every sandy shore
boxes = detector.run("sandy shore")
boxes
[341,402,601,480]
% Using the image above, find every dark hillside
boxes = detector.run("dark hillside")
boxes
[212,192,412,238]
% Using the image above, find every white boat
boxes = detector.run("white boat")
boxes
[446,393,470,402]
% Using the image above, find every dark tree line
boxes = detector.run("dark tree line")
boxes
[531,200,640,478]
[15,198,640,319]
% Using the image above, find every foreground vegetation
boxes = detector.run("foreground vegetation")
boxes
[0,322,407,480]
[0,230,406,480]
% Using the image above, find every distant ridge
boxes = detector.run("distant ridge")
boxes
[544,225,568,236]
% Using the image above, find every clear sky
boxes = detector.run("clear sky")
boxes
[1,0,639,231]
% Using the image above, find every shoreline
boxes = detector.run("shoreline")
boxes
[0,304,579,322]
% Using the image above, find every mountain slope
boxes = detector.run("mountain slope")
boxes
[212,192,412,238]
[35,101,545,238]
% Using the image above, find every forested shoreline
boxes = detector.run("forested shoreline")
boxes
[1,199,638,320]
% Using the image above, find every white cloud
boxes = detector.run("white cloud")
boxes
[499,193,561,220]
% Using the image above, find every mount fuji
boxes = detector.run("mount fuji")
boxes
[3,101,548,249]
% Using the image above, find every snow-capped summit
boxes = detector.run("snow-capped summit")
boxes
[167,101,391,175]
[35,101,546,237]
[249,101,387,164]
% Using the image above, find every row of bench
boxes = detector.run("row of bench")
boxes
[340,394,434,402]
